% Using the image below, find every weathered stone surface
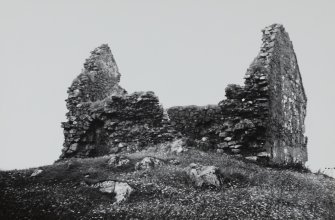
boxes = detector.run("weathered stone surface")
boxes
[167,24,307,165]
[108,154,130,168]
[262,24,308,164]
[90,180,133,203]
[158,138,188,154]
[60,44,177,159]
[186,163,221,187]
[30,169,43,177]
[135,157,164,170]
[114,182,134,203]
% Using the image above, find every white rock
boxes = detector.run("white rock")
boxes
[30,169,43,177]
[114,182,134,203]
[224,137,232,141]
[108,154,130,168]
[118,143,126,148]
[69,143,78,151]
[170,139,187,154]
[91,181,133,203]
[73,89,80,97]
[230,145,242,149]
[92,181,115,193]
[186,164,221,187]
[245,156,258,161]
[135,157,163,170]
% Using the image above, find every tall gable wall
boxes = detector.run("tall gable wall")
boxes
[264,24,308,164]
[167,24,307,165]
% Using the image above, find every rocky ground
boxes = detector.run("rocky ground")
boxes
[1,143,334,219]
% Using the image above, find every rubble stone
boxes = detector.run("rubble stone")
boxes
[108,154,131,168]
[135,157,164,170]
[30,169,43,177]
[90,180,133,203]
[186,163,221,187]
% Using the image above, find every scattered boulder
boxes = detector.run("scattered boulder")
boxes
[91,180,133,203]
[114,182,134,203]
[135,157,164,170]
[169,139,188,154]
[30,169,43,177]
[186,163,221,187]
[108,154,130,168]
[91,180,115,193]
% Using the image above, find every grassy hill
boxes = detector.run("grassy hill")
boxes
[1,146,334,220]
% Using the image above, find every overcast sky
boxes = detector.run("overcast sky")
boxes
[0,0,334,171]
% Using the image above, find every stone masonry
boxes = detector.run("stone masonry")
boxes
[60,24,307,165]
[168,24,307,165]
[60,45,177,158]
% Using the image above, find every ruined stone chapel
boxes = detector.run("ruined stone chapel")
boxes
[60,24,308,165]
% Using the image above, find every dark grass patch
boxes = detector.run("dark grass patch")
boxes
[1,148,335,219]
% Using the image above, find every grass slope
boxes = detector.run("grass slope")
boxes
[0,147,334,220]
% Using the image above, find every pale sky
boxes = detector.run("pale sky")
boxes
[0,0,334,171]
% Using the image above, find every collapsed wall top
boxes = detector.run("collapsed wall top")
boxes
[67,44,126,108]
[60,44,176,159]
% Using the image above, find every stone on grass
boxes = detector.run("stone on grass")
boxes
[108,154,130,168]
[91,180,133,203]
[30,169,43,177]
[114,182,133,203]
[159,139,188,154]
[186,163,221,187]
[135,157,164,170]
[169,139,187,154]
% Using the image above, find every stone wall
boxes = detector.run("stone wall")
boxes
[60,45,176,159]
[60,24,308,165]
[262,24,308,164]
[167,105,222,141]
[168,81,269,159]
[167,24,307,165]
